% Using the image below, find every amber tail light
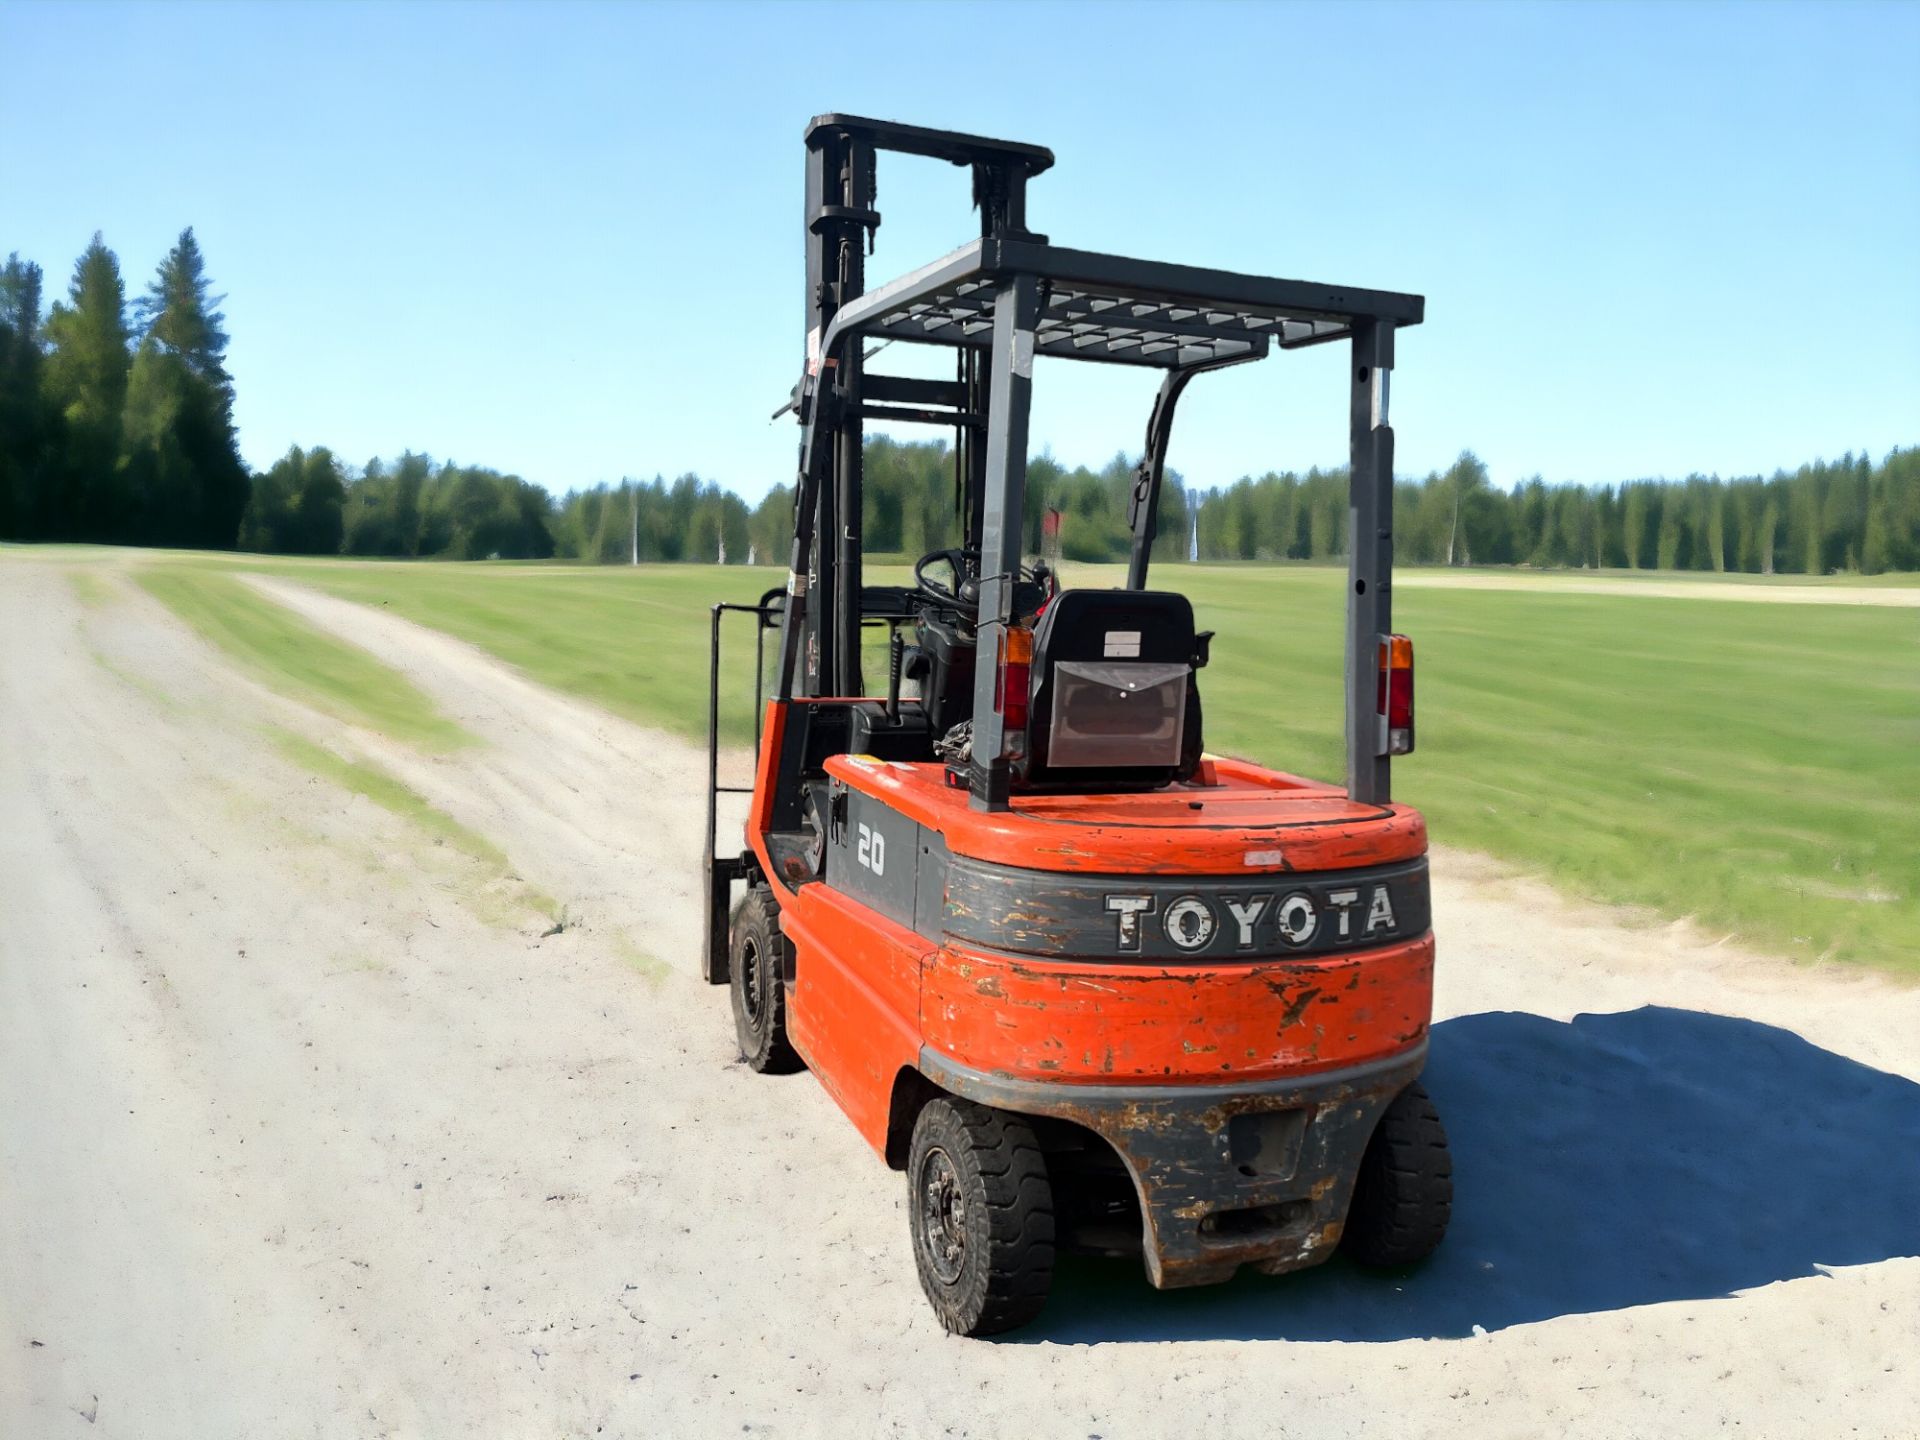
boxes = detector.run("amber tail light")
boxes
[1377,634,1414,756]
[994,625,1033,731]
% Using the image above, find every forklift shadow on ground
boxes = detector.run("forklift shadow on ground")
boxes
[1018,1005,1920,1344]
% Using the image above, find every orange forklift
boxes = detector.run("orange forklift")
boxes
[703,115,1449,1335]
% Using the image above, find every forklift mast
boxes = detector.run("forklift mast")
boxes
[795,116,1054,703]
[773,113,1420,811]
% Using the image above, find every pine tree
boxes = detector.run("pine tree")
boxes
[136,228,232,408]
[1862,490,1892,574]
[42,234,132,538]
[1622,483,1648,568]
[121,346,199,543]
[0,254,51,538]
[1592,484,1616,567]
[1798,465,1826,575]
[239,446,302,551]
[127,229,247,546]
[293,447,347,555]
[1441,451,1489,565]
[1655,492,1683,570]
[1757,496,1781,575]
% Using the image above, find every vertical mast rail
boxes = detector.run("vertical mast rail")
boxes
[1345,320,1396,805]
[968,271,1041,812]
[831,135,872,696]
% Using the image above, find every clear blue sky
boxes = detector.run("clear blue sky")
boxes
[4,0,1915,501]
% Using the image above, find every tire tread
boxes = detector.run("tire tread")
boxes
[1341,1080,1452,1268]
[909,1098,1056,1335]
[729,887,803,1074]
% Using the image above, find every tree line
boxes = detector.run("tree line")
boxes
[1196,447,1920,574]
[3,232,248,548]
[828,436,1920,576]
[4,234,1915,572]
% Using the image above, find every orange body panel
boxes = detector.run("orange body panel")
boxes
[820,754,1427,875]
[745,699,788,842]
[922,936,1433,1086]
[745,701,1432,1166]
[778,880,925,1154]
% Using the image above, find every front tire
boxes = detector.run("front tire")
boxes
[729,888,802,1074]
[1341,1080,1452,1267]
[907,1098,1055,1336]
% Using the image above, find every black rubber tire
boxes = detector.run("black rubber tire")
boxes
[729,888,803,1074]
[907,1098,1055,1337]
[1341,1079,1453,1268]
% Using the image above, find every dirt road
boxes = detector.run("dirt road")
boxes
[4,557,1916,1440]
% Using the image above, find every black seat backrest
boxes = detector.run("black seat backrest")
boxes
[1025,589,1203,790]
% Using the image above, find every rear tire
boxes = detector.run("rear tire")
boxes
[907,1098,1055,1337]
[1341,1080,1452,1268]
[729,887,802,1074]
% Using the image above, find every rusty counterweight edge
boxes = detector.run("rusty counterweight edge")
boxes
[915,1041,1427,1287]
[915,1039,1426,1119]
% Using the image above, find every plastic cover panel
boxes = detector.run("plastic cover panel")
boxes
[1047,661,1189,768]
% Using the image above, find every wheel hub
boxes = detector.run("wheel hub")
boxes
[917,1146,967,1285]
[740,937,764,1024]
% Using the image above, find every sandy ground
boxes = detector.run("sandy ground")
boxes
[3,558,1916,1440]
[1396,572,1920,605]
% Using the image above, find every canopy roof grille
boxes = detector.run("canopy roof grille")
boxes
[827,238,1424,371]
[874,279,1360,366]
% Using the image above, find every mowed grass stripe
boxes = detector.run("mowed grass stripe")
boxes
[136,565,473,752]
[206,556,1917,972]
[1401,586,1917,971]
[233,557,782,742]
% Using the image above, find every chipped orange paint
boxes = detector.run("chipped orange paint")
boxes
[822,754,1426,875]
[778,876,926,1155]
[744,699,788,880]
[921,936,1432,1087]
[749,701,1432,1168]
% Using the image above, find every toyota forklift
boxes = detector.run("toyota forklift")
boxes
[703,115,1449,1336]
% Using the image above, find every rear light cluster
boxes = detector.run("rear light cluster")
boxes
[994,624,1033,731]
[1377,634,1415,756]
[991,623,1411,762]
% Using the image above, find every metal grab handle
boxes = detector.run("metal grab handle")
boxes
[702,597,784,985]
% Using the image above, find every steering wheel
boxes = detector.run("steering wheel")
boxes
[913,547,979,608]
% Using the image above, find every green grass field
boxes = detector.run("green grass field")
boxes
[135,565,473,751]
[80,550,1920,974]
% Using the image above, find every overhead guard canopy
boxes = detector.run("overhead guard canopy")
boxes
[817,237,1425,373]
[779,115,1421,811]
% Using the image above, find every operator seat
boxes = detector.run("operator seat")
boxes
[1025,589,1208,790]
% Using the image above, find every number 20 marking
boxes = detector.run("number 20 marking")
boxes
[856,822,885,876]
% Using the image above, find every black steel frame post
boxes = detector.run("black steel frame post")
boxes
[966,348,989,552]
[830,137,872,697]
[798,138,835,697]
[968,271,1041,812]
[799,124,881,699]
[771,448,815,703]
[1126,369,1195,590]
[1125,352,1260,590]
[1345,321,1396,805]
[972,158,1038,243]
[812,423,837,696]
[703,597,783,983]
[703,602,737,983]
